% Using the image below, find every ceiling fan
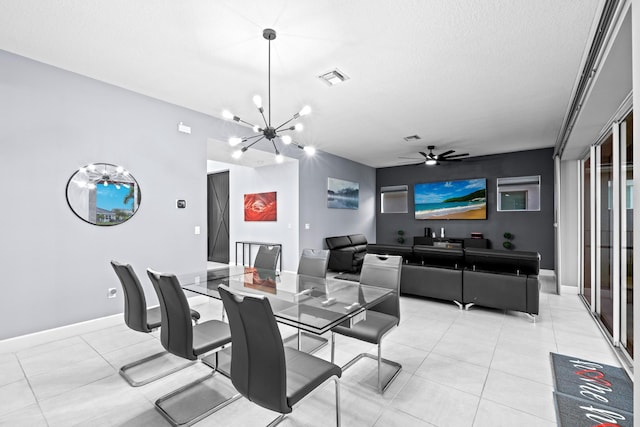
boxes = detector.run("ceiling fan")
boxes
[400,145,469,166]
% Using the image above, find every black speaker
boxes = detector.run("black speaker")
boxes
[424,227,431,237]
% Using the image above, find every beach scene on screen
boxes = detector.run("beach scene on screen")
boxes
[414,178,486,220]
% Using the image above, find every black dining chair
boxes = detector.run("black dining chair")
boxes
[147,269,239,427]
[110,261,201,387]
[330,254,403,393]
[297,248,330,278]
[218,284,342,426]
[254,244,281,271]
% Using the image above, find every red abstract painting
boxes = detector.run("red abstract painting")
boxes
[244,192,277,221]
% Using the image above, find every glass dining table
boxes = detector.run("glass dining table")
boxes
[178,265,393,336]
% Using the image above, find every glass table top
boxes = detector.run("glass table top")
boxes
[178,266,393,334]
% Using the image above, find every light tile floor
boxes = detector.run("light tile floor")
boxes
[0,274,622,426]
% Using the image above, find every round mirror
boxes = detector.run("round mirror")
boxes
[66,163,141,226]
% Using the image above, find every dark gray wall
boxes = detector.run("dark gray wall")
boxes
[376,148,555,269]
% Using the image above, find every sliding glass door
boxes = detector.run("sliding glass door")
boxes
[583,157,592,303]
[580,109,633,361]
[620,111,633,357]
[598,135,614,335]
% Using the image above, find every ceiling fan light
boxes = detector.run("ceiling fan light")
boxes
[281,135,292,145]
[426,159,437,166]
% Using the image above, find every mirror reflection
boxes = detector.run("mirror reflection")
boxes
[66,163,141,225]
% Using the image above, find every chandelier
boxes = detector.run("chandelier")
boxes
[222,28,315,163]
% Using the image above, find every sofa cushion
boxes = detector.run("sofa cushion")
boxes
[325,236,352,250]
[413,245,465,269]
[348,234,368,246]
[367,244,413,258]
[464,248,540,275]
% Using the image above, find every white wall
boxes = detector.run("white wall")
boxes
[559,160,581,287]
[0,51,214,339]
[207,160,300,271]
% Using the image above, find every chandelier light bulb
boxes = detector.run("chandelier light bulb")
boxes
[275,153,284,163]
[87,182,96,190]
[103,180,109,187]
[294,123,304,131]
[232,149,244,159]
[229,137,242,146]
[281,135,292,145]
[116,166,124,174]
[298,105,311,116]
[252,95,262,109]
[222,110,234,120]
[303,145,316,155]
[122,183,130,189]
[253,125,261,133]
[88,164,96,172]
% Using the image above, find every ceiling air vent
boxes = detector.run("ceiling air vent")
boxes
[403,135,421,142]
[318,68,349,86]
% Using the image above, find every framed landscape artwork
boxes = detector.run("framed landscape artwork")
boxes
[244,191,277,221]
[327,177,359,209]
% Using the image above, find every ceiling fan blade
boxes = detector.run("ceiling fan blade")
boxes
[439,158,462,162]
[439,150,455,157]
[418,151,428,158]
[443,153,469,159]
[398,156,422,160]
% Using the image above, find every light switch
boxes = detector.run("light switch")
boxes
[305,223,310,229]
[194,226,201,235]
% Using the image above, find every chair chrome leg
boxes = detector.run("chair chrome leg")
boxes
[335,377,341,427]
[155,369,241,427]
[330,332,336,364]
[526,313,537,323]
[266,414,287,427]
[119,350,194,387]
[465,302,475,311]
[341,351,402,394]
[453,300,464,309]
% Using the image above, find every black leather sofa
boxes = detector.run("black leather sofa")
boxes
[325,234,368,272]
[366,243,541,317]
[463,248,540,316]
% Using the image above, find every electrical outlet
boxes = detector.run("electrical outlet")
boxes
[108,288,117,299]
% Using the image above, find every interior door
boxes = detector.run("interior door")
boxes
[207,171,230,263]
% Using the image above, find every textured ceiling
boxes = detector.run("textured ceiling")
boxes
[0,0,602,167]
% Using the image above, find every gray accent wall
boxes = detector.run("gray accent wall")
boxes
[376,148,555,269]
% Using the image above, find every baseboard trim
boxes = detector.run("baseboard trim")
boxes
[0,295,211,354]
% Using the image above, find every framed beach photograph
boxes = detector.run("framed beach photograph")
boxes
[244,191,277,221]
[327,177,359,209]
[414,178,486,220]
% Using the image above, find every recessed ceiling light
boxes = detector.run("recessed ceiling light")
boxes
[318,68,349,86]
[403,135,421,142]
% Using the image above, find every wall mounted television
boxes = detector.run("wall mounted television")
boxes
[414,178,487,220]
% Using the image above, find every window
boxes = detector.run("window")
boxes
[496,176,541,211]
[380,185,408,213]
